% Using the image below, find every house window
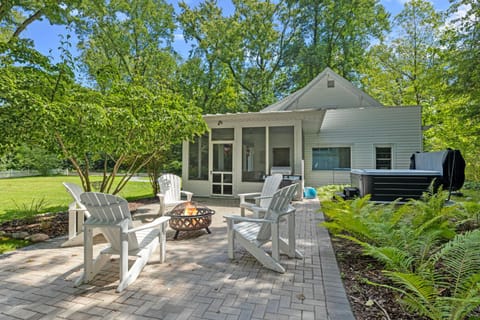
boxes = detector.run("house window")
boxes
[327,79,335,88]
[188,134,209,180]
[269,126,294,172]
[212,128,234,140]
[376,147,392,169]
[312,147,351,170]
[242,127,266,182]
[273,148,290,166]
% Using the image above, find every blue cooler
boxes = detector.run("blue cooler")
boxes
[303,187,317,199]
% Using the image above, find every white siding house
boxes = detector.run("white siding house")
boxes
[182,68,423,197]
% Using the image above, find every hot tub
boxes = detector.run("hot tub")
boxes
[351,169,442,202]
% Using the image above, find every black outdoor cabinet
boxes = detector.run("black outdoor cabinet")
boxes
[280,175,302,200]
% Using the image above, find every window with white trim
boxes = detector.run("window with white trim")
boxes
[375,147,392,169]
[312,147,351,170]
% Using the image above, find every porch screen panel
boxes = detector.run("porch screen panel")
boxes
[312,147,351,170]
[188,134,209,180]
[242,127,266,182]
[269,126,294,170]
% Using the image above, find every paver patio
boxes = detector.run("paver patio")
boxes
[0,198,354,320]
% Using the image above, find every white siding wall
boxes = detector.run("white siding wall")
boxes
[304,107,422,187]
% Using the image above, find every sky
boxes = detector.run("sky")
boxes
[21,0,453,64]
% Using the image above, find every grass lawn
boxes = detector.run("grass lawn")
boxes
[0,175,154,224]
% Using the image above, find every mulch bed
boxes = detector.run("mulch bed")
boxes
[331,236,424,320]
[0,197,158,238]
[0,211,69,238]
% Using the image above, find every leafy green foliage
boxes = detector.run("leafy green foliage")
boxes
[1,1,207,195]
[179,0,296,111]
[382,231,480,320]
[0,236,31,254]
[446,0,480,106]
[322,187,480,319]
[360,0,444,106]
[323,191,458,265]
[283,0,390,87]
[322,195,376,242]
[14,144,62,176]
[75,0,177,91]
[358,0,480,182]
[12,197,49,218]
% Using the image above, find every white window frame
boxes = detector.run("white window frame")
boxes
[311,146,352,171]
[374,145,394,169]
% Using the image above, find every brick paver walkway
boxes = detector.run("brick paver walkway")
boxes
[0,198,354,320]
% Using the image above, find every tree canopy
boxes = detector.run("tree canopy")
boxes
[0,0,207,193]
[0,0,479,182]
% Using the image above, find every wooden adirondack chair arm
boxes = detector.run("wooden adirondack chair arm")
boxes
[276,206,296,218]
[78,192,170,292]
[227,184,301,274]
[157,191,192,201]
[254,195,274,200]
[180,191,193,201]
[224,215,272,224]
[238,192,261,203]
[126,216,170,234]
[68,202,85,211]
[84,217,129,229]
[253,195,274,205]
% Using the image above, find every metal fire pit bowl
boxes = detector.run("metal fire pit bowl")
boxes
[167,201,215,240]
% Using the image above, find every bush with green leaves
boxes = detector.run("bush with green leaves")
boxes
[15,144,62,176]
[380,230,480,320]
[322,191,461,271]
[321,190,480,319]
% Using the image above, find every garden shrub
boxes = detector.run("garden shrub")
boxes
[321,190,480,319]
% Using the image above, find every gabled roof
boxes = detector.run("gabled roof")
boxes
[261,67,382,112]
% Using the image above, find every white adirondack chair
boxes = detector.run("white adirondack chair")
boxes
[75,192,170,292]
[238,173,283,217]
[61,182,102,247]
[157,174,193,215]
[225,184,303,273]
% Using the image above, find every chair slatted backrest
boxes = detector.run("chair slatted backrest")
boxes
[158,174,182,203]
[256,184,298,241]
[63,182,87,212]
[80,192,139,252]
[258,174,283,208]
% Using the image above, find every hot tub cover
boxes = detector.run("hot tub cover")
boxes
[410,149,465,191]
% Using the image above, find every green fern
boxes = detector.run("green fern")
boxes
[383,271,440,318]
[383,230,480,320]
[411,228,447,266]
[362,244,414,272]
[321,195,378,243]
[322,193,456,268]
[431,230,480,299]
[457,202,480,230]
[319,185,480,319]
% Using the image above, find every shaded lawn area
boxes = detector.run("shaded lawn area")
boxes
[0,176,153,224]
